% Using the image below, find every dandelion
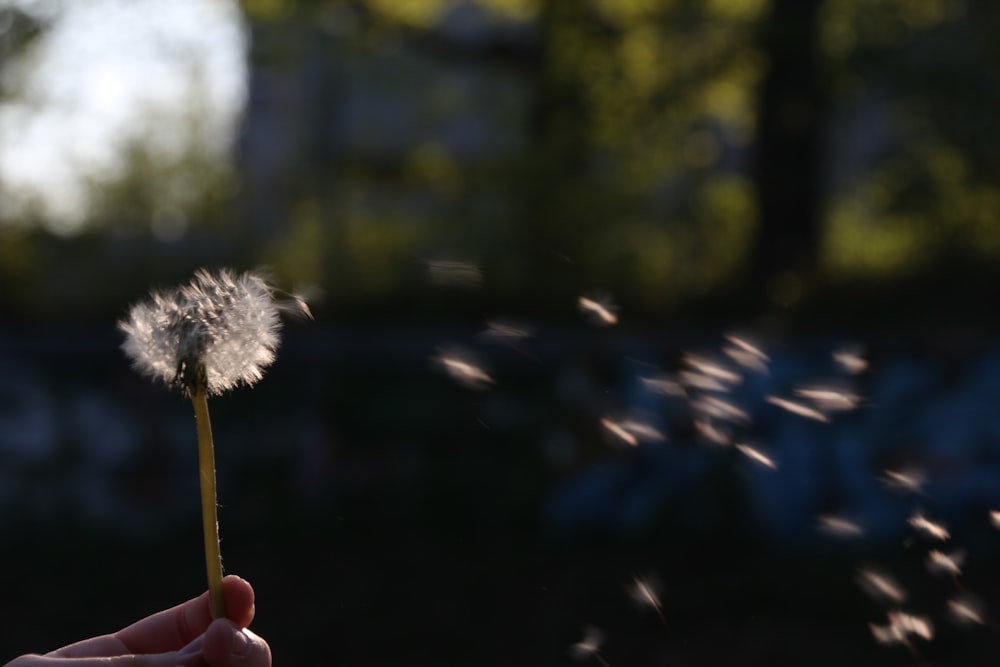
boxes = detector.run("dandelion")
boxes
[119,267,309,618]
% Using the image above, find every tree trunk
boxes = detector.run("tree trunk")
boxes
[749,0,827,307]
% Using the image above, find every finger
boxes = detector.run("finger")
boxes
[114,575,256,655]
[44,634,129,659]
[202,619,271,667]
[5,649,204,667]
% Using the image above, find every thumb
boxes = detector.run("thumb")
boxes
[202,619,271,667]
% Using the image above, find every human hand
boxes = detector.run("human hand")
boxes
[4,574,271,667]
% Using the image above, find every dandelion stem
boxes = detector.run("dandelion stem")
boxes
[192,378,226,620]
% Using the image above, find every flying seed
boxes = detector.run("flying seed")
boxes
[682,354,742,385]
[857,568,907,604]
[735,443,778,469]
[927,549,964,577]
[765,396,831,423]
[909,512,950,541]
[570,625,612,667]
[434,349,494,390]
[578,296,618,326]
[817,515,864,539]
[881,468,926,495]
[833,346,868,374]
[793,387,861,412]
[628,575,667,628]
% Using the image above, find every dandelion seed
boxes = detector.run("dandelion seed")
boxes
[817,515,864,539]
[765,395,831,423]
[434,349,494,390]
[857,568,907,604]
[628,575,667,628]
[793,386,861,412]
[689,395,750,424]
[926,549,964,577]
[870,610,933,659]
[990,510,1000,528]
[722,334,769,372]
[947,596,986,626]
[694,417,731,446]
[425,259,483,287]
[578,295,618,326]
[833,346,868,374]
[640,375,687,398]
[479,319,533,343]
[601,418,639,447]
[735,443,778,469]
[682,354,742,386]
[909,512,950,542]
[570,625,612,667]
[118,267,309,620]
[881,468,926,495]
[678,370,730,393]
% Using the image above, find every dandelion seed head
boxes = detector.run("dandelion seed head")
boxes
[119,268,299,396]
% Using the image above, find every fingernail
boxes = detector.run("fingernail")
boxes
[231,627,251,658]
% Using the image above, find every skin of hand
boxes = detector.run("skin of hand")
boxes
[4,575,271,667]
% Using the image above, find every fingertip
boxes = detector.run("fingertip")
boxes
[222,575,256,627]
[203,619,271,667]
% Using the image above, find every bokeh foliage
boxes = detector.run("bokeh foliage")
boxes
[3,0,1000,323]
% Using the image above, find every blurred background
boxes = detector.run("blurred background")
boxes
[3,0,1000,665]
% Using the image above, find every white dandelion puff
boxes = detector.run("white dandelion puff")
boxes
[119,268,305,396]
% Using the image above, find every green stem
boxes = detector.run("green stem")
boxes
[192,382,226,620]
